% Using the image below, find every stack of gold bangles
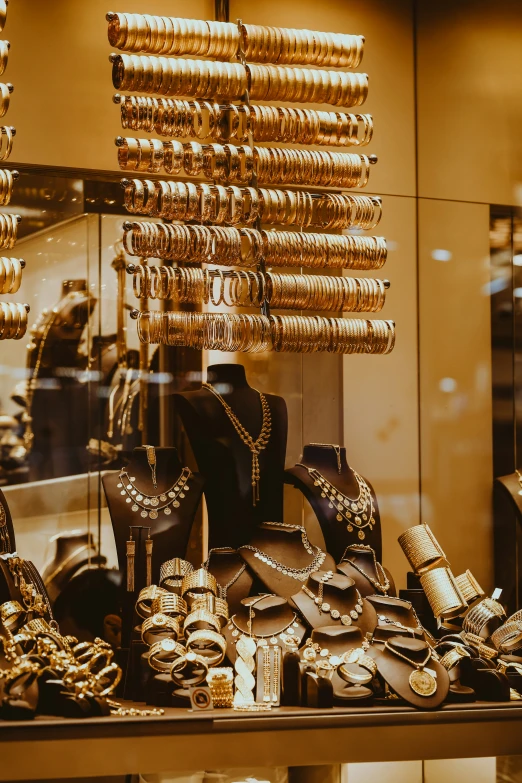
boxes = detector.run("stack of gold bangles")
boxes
[136,558,232,698]
[108,13,364,70]
[116,136,373,188]
[0,301,29,339]
[462,597,506,638]
[116,96,373,147]
[122,221,387,271]
[121,178,382,230]
[129,265,388,313]
[134,310,395,355]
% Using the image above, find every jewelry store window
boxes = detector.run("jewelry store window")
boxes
[2,1,522,782]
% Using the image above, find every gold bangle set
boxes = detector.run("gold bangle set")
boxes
[123,178,381,230]
[398,524,447,574]
[111,54,368,108]
[123,221,387,271]
[206,666,234,707]
[108,13,364,70]
[108,13,240,59]
[0,167,17,205]
[454,570,485,605]
[117,96,373,147]
[240,24,363,67]
[0,81,11,118]
[110,14,394,358]
[112,54,247,100]
[246,63,367,107]
[462,597,506,637]
[419,567,467,620]
[117,136,372,188]
[0,302,29,339]
[136,310,395,355]
[0,256,23,293]
[131,265,387,314]
[0,125,13,161]
[0,211,18,247]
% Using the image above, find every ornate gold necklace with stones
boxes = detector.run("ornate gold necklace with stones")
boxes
[202,382,271,507]
[117,467,192,520]
[297,464,375,540]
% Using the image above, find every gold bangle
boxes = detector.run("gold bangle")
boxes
[141,612,181,646]
[398,524,447,574]
[181,568,218,599]
[186,628,226,666]
[337,662,373,685]
[151,593,188,618]
[159,557,194,591]
[0,600,25,630]
[190,595,229,626]
[420,567,467,620]
[136,585,170,619]
[170,650,208,687]
[454,570,485,605]
[147,638,185,672]
[439,645,471,672]
[491,620,522,652]
[183,608,221,636]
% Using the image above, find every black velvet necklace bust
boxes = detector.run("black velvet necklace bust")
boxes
[41,531,105,603]
[366,595,426,642]
[292,570,377,635]
[337,544,396,598]
[173,364,288,549]
[102,446,204,588]
[238,522,336,600]
[203,547,255,614]
[285,444,382,562]
[223,594,307,664]
[372,636,449,709]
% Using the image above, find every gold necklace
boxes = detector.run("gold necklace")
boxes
[203,382,272,506]
[301,574,364,626]
[341,544,389,594]
[384,641,436,697]
[297,464,375,540]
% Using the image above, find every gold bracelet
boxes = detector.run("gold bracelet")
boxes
[151,593,187,618]
[141,612,181,646]
[439,645,471,672]
[186,629,226,666]
[181,568,218,599]
[136,585,170,619]
[147,638,185,672]
[183,608,221,636]
[420,567,467,620]
[170,650,208,687]
[0,600,25,631]
[159,557,194,591]
[491,620,522,653]
[190,595,229,626]
[454,570,485,605]
[207,666,234,707]
[398,524,446,574]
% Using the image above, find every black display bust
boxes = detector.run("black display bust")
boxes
[102,446,204,587]
[285,444,382,562]
[173,364,288,549]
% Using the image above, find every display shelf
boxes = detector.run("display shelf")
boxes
[1,702,522,780]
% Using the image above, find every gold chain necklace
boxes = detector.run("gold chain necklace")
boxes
[117,466,191,519]
[341,544,389,594]
[203,382,272,506]
[384,642,437,697]
[297,464,375,540]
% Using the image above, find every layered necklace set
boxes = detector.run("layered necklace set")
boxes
[297,461,376,540]
[118,454,192,521]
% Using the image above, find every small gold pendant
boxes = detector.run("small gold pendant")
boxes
[409,669,437,697]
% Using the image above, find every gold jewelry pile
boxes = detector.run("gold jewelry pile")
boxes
[0,13,27,340]
[107,13,395,356]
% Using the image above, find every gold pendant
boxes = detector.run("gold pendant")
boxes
[409,669,437,697]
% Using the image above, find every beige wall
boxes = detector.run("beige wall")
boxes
[417,0,522,205]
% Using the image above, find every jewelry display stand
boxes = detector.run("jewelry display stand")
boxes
[286,444,382,562]
[223,594,307,664]
[372,636,449,709]
[337,544,396,597]
[41,530,106,603]
[173,364,288,548]
[203,547,255,613]
[292,571,377,635]
[367,595,426,642]
[238,522,335,600]
[102,447,204,583]
[0,488,15,556]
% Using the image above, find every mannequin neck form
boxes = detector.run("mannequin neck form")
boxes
[53,532,94,560]
[206,548,240,567]
[206,363,249,391]
[306,572,357,602]
[301,444,350,475]
[386,636,429,661]
[250,524,306,550]
[370,596,416,621]
[343,546,379,576]
[311,626,364,651]
[125,447,184,493]
[234,595,295,629]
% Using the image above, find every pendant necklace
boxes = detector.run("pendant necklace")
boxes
[239,521,326,581]
[384,641,437,697]
[341,544,390,594]
[301,571,364,626]
[297,463,375,540]
[117,466,192,520]
[228,612,302,646]
[202,382,271,507]
[203,547,247,600]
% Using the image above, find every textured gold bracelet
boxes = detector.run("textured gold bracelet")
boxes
[420,567,467,619]
[454,570,484,605]
[398,524,446,574]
